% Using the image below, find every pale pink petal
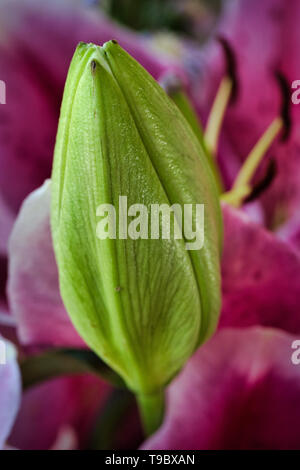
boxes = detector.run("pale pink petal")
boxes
[8,180,84,348]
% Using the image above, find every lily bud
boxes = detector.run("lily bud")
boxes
[51,41,222,416]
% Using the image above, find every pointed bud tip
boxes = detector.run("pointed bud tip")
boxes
[76,41,89,53]
[74,42,100,64]
[102,39,120,54]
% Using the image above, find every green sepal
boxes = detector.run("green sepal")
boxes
[51,41,223,396]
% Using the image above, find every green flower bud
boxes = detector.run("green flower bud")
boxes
[51,41,222,432]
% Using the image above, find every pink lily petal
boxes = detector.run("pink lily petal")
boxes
[7,180,84,348]
[183,0,300,225]
[143,327,300,450]
[0,336,21,449]
[221,204,300,334]
[9,373,110,450]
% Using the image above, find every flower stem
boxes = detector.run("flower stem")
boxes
[136,390,165,437]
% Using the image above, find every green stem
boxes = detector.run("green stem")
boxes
[136,390,165,437]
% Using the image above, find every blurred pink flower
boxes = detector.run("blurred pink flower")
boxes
[4,0,300,451]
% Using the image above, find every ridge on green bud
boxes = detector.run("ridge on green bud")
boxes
[51,40,223,399]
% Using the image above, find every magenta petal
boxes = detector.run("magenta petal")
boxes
[9,373,110,450]
[7,181,84,348]
[0,337,21,449]
[143,327,300,450]
[221,204,300,334]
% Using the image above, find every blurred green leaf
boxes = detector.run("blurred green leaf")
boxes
[99,0,223,35]
[20,348,125,389]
